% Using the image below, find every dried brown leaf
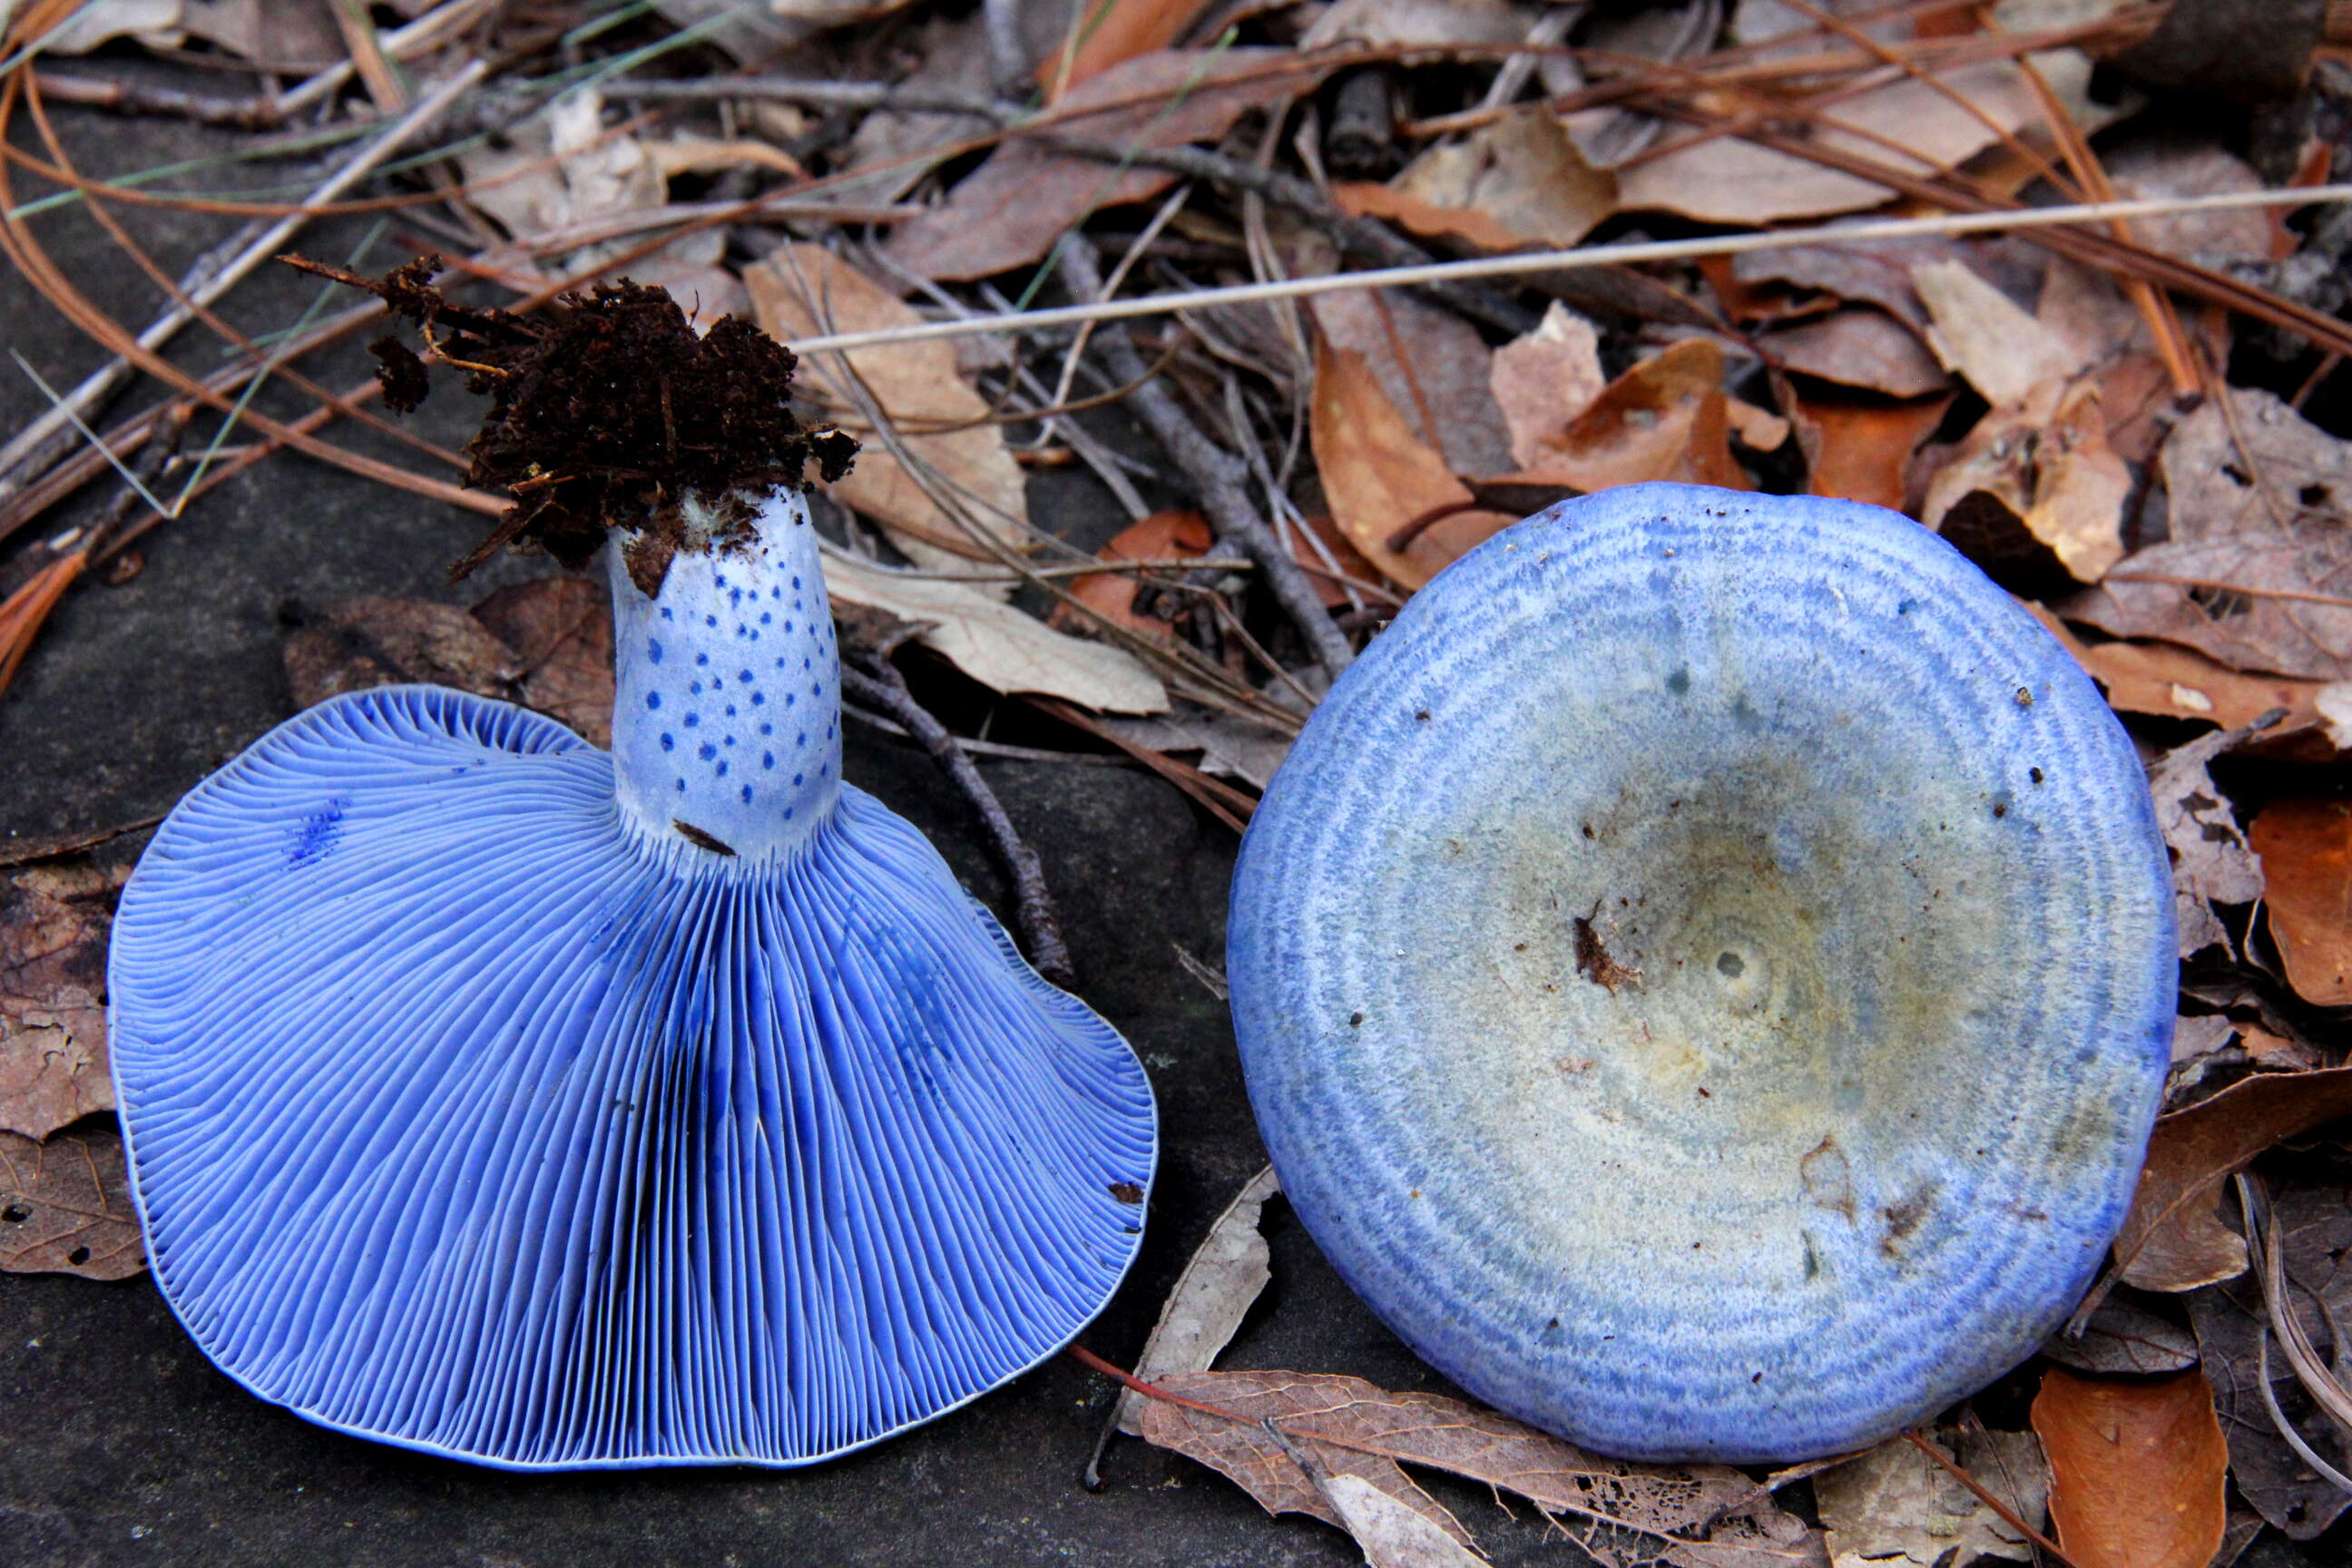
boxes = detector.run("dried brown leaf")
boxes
[1308,288,1514,479]
[2029,606,2330,740]
[470,577,615,748]
[1310,338,1490,592]
[1765,309,1950,399]
[1489,303,1608,470]
[2060,390,2352,681]
[1298,0,1529,52]
[283,596,518,710]
[2146,720,2269,961]
[2186,1185,2352,1541]
[1505,338,1749,496]
[2031,1366,2227,1568]
[822,553,1168,712]
[1137,1367,1763,1544]
[0,863,122,1142]
[1793,393,1951,513]
[1618,60,2066,224]
[886,49,1329,280]
[1378,107,1617,250]
[2249,799,2352,1007]
[2116,1067,2352,1292]
[1925,377,2129,590]
[1058,511,1210,642]
[0,1121,144,1279]
[1114,1164,1279,1437]
[746,246,1028,580]
[1910,261,2088,407]
[2105,141,2275,270]
[2041,1297,2200,1377]
[1816,1426,2048,1568]
[1042,0,1221,97]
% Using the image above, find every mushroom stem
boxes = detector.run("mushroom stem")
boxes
[607,489,843,860]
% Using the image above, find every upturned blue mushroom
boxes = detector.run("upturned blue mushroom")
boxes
[108,486,1157,1468]
[1226,482,2173,1463]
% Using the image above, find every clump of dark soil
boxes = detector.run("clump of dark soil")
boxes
[283,254,857,592]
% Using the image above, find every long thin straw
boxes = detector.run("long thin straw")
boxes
[780,183,2352,356]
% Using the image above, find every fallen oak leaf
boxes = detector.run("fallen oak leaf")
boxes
[1501,338,1750,498]
[2028,606,2330,743]
[885,49,1337,281]
[1817,1426,2050,1568]
[1763,309,1951,399]
[822,551,1169,713]
[1489,303,1608,471]
[469,577,616,748]
[1340,107,1617,253]
[746,246,1029,583]
[1131,1366,1771,1545]
[1057,511,1212,642]
[1925,376,2131,593]
[2058,390,2352,681]
[0,1120,144,1279]
[1305,277,1514,479]
[1910,260,2090,407]
[1258,1417,1486,1568]
[1790,391,1952,512]
[2040,1295,2199,1377]
[2145,712,2278,960]
[1111,1163,1280,1439]
[1310,338,1496,592]
[2248,799,2352,1007]
[0,861,126,1142]
[2031,1366,2227,1568]
[2113,1065,2352,1292]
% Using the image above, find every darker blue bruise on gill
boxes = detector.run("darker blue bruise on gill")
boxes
[286,796,350,868]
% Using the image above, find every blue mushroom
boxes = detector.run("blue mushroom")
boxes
[1226,482,2173,1463]
[107,488,1157,1469]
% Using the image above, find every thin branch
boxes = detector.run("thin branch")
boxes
[1901,1432,2079,1568]
[1055,236,1354,681]
[839,655,1077,991]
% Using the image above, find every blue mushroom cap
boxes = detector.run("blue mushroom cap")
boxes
[1226,482,2174,1463]
[107,491,1156,1469]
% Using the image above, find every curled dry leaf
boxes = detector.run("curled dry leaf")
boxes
[1764,309,1950,399]
[2146,719,2271,960]
[1490,303,1608,470]
[1113,1163,1280,1437]
[1339,108,1617,253]
[1060,511,1211,641]
[284,597,519,710]
[1910,261,2088,407]
[822,552,1169,713]
[1925,377,2130,591]
[0,862,124,1141]
[885,49,1331,281]
[1792,392,1951,513]
[1308,284,1514,479]
[1616,60,2074,224]
[0,1121,144,1280]
[2041,1296,2200,1376]
[2061,390,2352,681]
[1816,1426,2049,1568]
[282,583,617,746]
[1135,1367,1778,1553]
[1310,338,1500,592]
[2031,1366,2227,1568]
[746,246,1028,583]
[470,577,616,748]
[1102,708,1296,790]
[2030,606,2330,744]
[2248,799,2352,1007]
[2186,1185,2352,1540]
[1505,338,1749,497]
[2114,1066,2352,1292]
[1041,0,1223,97]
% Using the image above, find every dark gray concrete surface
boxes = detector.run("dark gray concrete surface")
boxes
[0,99,1602,1568]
